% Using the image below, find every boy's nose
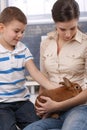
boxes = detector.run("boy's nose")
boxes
[18,33,23,38]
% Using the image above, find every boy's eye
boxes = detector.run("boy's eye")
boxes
[21,31,24,34]
[70,27,75,30]
[14,30,19,33]
[14,30,24,34]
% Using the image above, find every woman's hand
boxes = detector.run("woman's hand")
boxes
[35,90,87,117]
[35,96,58,116]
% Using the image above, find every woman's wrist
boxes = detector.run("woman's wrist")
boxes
[55,97,76,111]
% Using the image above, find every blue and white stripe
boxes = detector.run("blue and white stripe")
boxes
[0,41,33,102]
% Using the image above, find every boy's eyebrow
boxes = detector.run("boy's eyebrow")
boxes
[14,27,25,31]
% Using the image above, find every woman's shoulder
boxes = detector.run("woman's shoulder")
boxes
[40,31,57,49]
[75,30,87,46]
[79,30,87,40]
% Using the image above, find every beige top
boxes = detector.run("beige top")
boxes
[40,30,87,90]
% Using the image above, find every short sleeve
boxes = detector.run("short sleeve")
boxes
[25,48,34,62]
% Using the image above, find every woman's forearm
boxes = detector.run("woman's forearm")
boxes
[56,89,87,111]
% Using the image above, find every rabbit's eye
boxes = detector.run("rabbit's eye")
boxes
[75,85,80,89]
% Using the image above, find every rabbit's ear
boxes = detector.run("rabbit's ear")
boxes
[63,77,72,88]
[59,81,65,86]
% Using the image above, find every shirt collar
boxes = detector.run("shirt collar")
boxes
[0,41,26,54]
[47,31,58,41]
[73,30,83,44]
[47,29,83,44]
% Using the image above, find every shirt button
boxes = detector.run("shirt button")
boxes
[72,54,75,57]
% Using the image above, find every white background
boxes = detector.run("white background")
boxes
[8,0,87,15]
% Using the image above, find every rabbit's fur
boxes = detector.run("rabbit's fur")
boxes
[35,77,82,118]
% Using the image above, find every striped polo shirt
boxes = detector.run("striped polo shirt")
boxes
[0,41,33,102]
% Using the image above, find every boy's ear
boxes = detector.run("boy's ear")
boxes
[0,23,5,32]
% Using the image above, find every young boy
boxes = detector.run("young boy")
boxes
[0,6,57,130]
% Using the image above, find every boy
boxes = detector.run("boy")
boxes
[0,6,57,130]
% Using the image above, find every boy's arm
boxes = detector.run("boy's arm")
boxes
[25,59,58,90]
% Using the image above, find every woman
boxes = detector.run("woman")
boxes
[24,0,87,130]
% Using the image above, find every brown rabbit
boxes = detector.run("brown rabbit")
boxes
[35,77,82,118]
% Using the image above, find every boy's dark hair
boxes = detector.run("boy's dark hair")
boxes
[0,6,27,24]
[52,0,80,22]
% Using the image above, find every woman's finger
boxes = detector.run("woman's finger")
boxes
[35,98,45,108]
